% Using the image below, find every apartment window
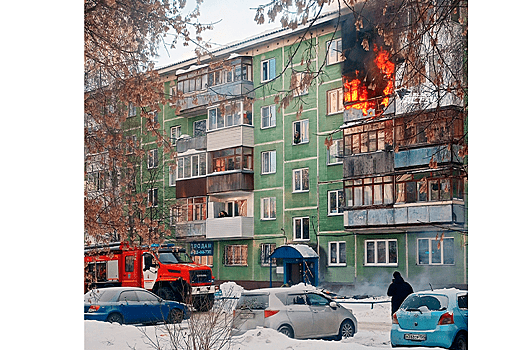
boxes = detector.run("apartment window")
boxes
[225,245,248,266]
[293,119,309,144]
[173,197,207,223]
[261,197,276,220]
[328,241,346,266]
[261,105,276,128]
[365,239,398,266]
[147,188,158,207]
[327,88,344,115]
[211,147,253,173]
[193,255,213,267]
[418,237,454,265]
[147,149,158,169]
[170,126,181,146]
[261,58,276,82]
[125,135,137,155]
[128,103,137,117]
[194,120,207,137]
[327,38,343,65]
[344,176,394,207]
[327,139,344,165]
[177,153,206,179]
[261,243,276,266]
[208,101,252,131]
[395,173,464,204]
[293,217,310,241]
[261,150,276,174]
[291,72,308,96]
[86,171,108,192]
[328,189,345,215]
[293,168,309,192]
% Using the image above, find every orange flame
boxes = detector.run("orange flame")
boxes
[343,47,395,115]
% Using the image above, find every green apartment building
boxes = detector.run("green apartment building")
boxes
[119,8,467,293]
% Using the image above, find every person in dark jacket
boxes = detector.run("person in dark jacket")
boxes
[387,271,414,315]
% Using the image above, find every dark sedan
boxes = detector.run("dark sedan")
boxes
[84,287,189,325]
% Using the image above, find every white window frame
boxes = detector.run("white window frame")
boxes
[327,38,343,65]
[261,197,276,220]
[292,71,309,97]
[328,241,347,266]
[292,119,309,144]
[293,217,310,241]
[327,87,344,115]
[147,149,158,169]
[128,103,137,117]
[293,168,309,193]
[147,188,158,208]
[417,237,455,265]
[328,189,345,216]
[364,239,398,266]
[261,105,276,129]
[168,165,176,186]
[170,125,181,146]
[261,150,277,174]
[261,58,276,82]
[176,152,207,180]
[327,139,344,165]
[260,243,276,266]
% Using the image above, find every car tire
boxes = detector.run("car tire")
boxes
[335,319,355,340]
[168,308,184,324]
[277,325,294,338]
[451,333,467,350]
[107,313,123,325]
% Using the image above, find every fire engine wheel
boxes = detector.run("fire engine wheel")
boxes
[157,287,175,301]
[168,308,184,324]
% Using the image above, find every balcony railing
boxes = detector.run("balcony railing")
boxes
[394,144,464,169]
[177,80,254,112]
[172,221,206,238]
[206,216,254,239]
[176,135,207,154]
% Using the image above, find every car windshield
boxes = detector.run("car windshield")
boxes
[400,294,449,311]
[157,251,193,264]
[236,294,269,310]
[84,288,120,303]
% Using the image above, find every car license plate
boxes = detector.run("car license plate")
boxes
[404,333,426,341]
[240,313,255,319]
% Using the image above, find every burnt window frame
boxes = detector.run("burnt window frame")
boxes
[343,120,393,155]
[395,173,464,204]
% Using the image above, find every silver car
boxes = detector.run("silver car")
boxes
[232,286,357,340]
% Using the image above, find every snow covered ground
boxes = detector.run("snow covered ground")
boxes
[83,282,442,350]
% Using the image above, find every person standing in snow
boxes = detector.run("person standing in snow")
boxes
[387,271,414,316]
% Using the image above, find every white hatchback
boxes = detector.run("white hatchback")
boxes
[232,285,357,340]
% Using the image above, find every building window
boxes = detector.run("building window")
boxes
[147,149,158,169]
[173,197,207,223]
[147,188,158,207]
[395,172,464,204]
[208,101,252,131]
[261,58,276,82]
[261,105,276,129]
[194,120,207,137]
[328,241,346,266]
[293,168,309,192]
[365,239,398,266]
[291,72,309,96]
[168,165,177,186]
[261,197,276,220]
[293,119,309,144]
[261,243,276,266]
[193,255,213,267]
[344,176,394,207]
[225,245,248,266]
[261,150,276,174]
[327,139,343,165]
[125,135,137,155]
[343,120,394,155]
[327,88,344,115]
[293,217,310,241]
[327,38,343,65]
[211,147,253,173]
[128,103,137,117]
[177,153,206,179]
[170,126,181,146]
[418,237,454,265]
[328,189,345,215]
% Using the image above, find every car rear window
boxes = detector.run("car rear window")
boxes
[400,294,449,311]
[84,289,120,303]
[457,294,467,309]
[236,294,269,310]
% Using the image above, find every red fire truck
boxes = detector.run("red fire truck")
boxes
[84,242,215,311]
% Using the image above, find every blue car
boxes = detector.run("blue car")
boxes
[391,288,467,349]
[84,287,190,325]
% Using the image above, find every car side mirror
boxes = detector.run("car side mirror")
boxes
[329,301,338,309]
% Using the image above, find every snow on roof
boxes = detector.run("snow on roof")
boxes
[287,244,319,258]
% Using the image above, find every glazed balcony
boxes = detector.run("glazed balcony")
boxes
[343,150,394,178]
[394,144,464,169]
[206,216,254,240]
[172,221,207,238]
[176,135,206,154]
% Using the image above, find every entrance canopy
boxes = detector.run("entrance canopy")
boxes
[269,244,319,287]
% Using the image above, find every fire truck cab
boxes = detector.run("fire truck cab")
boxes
[85,242,215,311]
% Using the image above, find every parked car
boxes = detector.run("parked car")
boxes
[390,288,467,349]
[84,287,189,325]
[232,285,357,340]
